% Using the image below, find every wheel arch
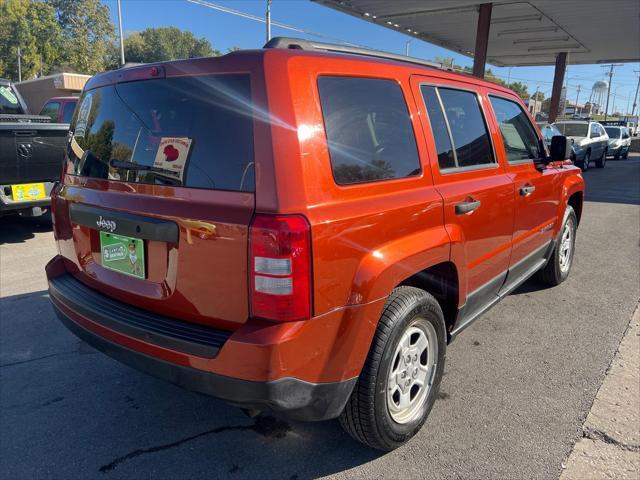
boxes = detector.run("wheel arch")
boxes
[397,261,460,340]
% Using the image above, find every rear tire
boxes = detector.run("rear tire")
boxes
[622,149,629,159]
[595,148,607,168]
[537,206,577,286]
[339,286,446,451]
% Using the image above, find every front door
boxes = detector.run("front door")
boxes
[411,77,515,331]
[486,94,561,288]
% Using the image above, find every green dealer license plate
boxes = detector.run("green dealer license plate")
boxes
[99,232,145,279]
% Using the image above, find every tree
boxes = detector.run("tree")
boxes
[508,81,529,100]
[530,90,545,102]
[122,27,219,64]
[46,0,115,74]
[0,0,64,81]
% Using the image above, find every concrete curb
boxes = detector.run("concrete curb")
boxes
[560,303,640,479]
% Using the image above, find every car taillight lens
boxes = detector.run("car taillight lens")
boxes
[250,214,312,321]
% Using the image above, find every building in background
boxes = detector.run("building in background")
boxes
[14,73,90,114]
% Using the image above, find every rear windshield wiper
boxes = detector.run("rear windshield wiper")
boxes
[109,159,182,184]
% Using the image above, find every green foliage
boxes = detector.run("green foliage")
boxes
[122,27,220,64]
[508,81,529,100]
[0,0,63,80]
[432,55,530,99]
[46,0,115,74]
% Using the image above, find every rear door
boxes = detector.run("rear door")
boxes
[56,69,261,331]
[486,93,560,287]
[411,76,515,329]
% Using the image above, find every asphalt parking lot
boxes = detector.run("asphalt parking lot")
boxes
[1,155,639,480]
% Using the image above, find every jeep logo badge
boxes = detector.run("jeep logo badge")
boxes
[96,216,116,232]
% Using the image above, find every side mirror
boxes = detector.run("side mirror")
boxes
[549,135,571,162]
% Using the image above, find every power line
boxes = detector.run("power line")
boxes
[186,0,360,47]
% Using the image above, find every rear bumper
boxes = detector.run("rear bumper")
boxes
[52,302,356,420]
[0,182,54,213]
[46,256,381,421]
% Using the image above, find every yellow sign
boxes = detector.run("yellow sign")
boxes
[11,183,46,202]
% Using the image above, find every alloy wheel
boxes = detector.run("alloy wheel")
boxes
[387,320,438,424]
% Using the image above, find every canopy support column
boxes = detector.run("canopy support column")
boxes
[549,52,568,123]
[472,3,492,78]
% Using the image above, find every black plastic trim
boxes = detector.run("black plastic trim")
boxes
[49,274,230,358]
[69,203,179,243]
[51,301,356,421]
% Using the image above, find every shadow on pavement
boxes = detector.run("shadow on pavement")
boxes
[0,289,383,479]
[580,156,640,205]
[0,212,52,244]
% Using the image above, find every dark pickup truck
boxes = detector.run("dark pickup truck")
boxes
[1,78,68,217]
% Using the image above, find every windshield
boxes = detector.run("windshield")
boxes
[67,74,255,192]
[554,123,588,137]
[0,84,25,115]
[604,127,621,138]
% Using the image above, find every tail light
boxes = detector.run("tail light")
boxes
[249,214,312,321]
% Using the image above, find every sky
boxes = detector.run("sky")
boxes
[104,0,640,115]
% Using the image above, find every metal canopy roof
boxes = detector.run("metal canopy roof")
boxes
[313,0,640,66]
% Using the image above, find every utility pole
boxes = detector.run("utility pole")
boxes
[533,85,540,117]
[631,70,640,117]
[603,63,623,121]
[117,0,125,66]
[17,46,21,82]
[574,85,582,117]
[506,67,512,88]
[266,0,272,43]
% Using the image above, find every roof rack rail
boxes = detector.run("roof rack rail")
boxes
[264,36,446,71]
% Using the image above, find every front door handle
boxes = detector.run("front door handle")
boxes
[455,199,481,215]
[519,185,536,196]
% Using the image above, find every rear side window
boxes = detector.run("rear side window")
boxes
[420,86,494,170]
[437,88,494,168]
[62,101,76,123]
[317,76,421,185]
[40,101,60,121]
[489,96,542,162]
[68,74,255,192]
[421,86,455,169]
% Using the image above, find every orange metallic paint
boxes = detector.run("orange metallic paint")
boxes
[48,48,584,387]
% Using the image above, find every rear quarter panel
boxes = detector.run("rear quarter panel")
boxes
[263,51,451,316]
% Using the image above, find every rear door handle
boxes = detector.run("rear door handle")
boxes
[519,185,536,196]
[455,199,481,215]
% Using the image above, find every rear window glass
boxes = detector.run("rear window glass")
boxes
[0,84,24,114]
[317,76,421,185]
[604,127,621,138]
[68,74,255,192]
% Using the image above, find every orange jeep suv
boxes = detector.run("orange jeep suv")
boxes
[47,38,584,450]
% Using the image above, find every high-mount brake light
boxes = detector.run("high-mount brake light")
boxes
[249,215,312,321]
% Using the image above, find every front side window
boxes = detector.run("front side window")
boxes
[489,96,542,163]
[317,76,421,185]
[435,88,494,168]
[67,74,255,192]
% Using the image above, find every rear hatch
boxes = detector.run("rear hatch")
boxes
[56,66,258,330]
